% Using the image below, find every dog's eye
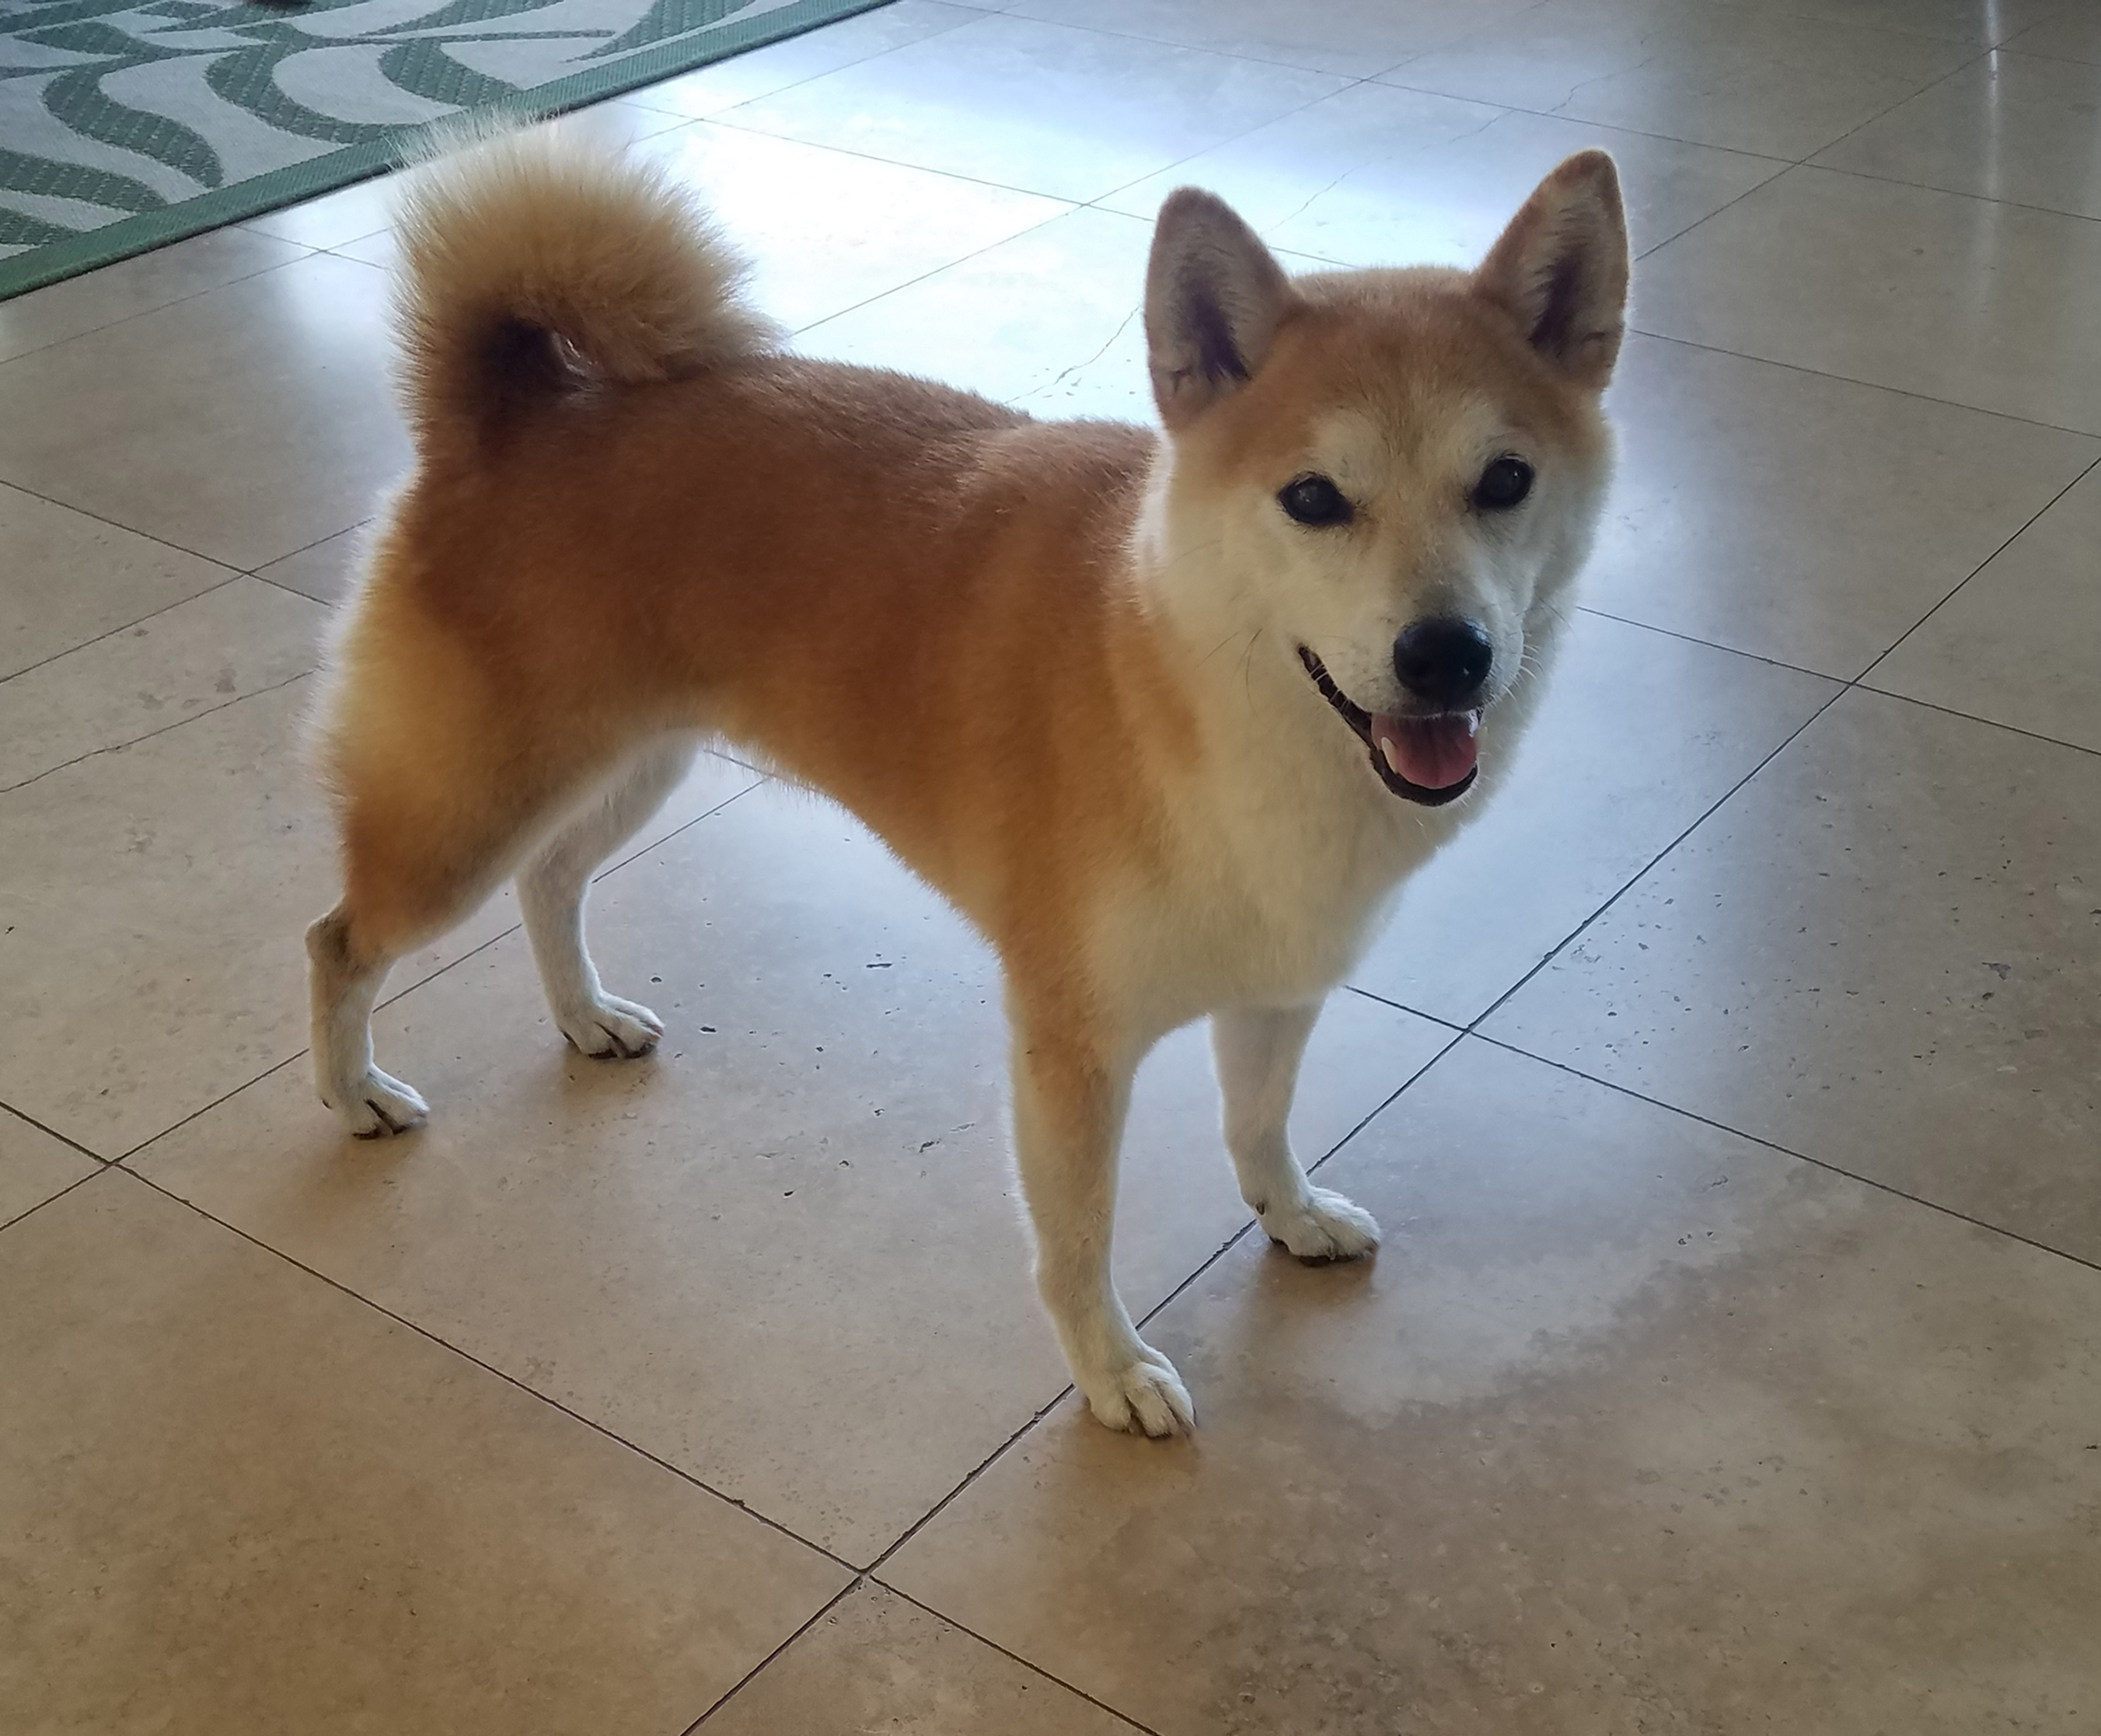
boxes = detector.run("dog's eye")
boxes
[1472,456,1534,511]
[1279,474,1353,527]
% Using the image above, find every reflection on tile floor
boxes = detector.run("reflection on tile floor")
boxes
[4,0,2096,1729]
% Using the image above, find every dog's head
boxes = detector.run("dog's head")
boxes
[1143,152,1629,806]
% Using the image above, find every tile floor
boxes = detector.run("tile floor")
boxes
[3,1,2097,1730]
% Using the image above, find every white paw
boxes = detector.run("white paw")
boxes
[1082,1347,1195,1438]
[1259,1185,1380,1262]
[557,995,664,1059]
[331,1069,428,1138]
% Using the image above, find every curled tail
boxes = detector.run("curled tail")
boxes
[390,124,777,455]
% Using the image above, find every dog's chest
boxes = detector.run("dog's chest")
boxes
[1100,758,1441,1032]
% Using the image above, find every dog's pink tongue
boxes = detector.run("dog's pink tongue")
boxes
[1371,712,1480,790]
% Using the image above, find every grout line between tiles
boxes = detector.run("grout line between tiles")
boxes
[0,563,246,693]
[868,1580,1165,1733]
[0,1099,109,1165]
[1463,683,1849,1035]
[860,1376,1087,1574]
[788,199,1090,339]
[1855,450,2101,687]
[622,3,987,123]
[1534,31,1998,268]
[1466,1029,2101,1278]
[1794,155,2101,229]
[121,1162,863,1569]
[0,1167,104,1238]
[245,516,375,588]
[679,1576,868,1733]
[1361,79,1806,165]
[0,666,314,796]
[108,770,771,1168]
[702,106,1095,210]
[0,240,323,371]
[1570,602,1843,679]
[1617,326,2101,440]
[1849,681,2101,761]
[0,476,244,569]
[1340,982,1464,1031]
[1566,597,2098,767]
[1786,37,1994,160]
[0,529,344,721]
[112,1048,311,1169]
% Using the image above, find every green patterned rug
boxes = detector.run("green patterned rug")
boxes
[0,0,887,296]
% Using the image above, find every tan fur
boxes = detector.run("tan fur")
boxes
[307,130,1629,1434]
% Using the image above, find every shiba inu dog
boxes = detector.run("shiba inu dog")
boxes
[306,128,1628,1435]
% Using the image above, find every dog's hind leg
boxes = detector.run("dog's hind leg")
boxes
[1213,1001,1380,1261]
[308,756,567,1138]
[1008,1005,1193,1436]
[517,734,699,1059]
[307,904,432,1138]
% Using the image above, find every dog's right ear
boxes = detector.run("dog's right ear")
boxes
[1146,189,1294,430]
[1474,150,1629,390]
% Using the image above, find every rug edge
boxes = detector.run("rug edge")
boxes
[0,0,899,302]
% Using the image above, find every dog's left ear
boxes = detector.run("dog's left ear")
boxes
[1146,188,1294,430]
[1474,150,1629,390]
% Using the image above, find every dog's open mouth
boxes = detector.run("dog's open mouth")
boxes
[1299,648,1480,806]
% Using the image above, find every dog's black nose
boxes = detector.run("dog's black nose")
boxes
[1394,618,1493,706]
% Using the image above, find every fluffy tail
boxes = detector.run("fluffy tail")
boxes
[390,123,777,454]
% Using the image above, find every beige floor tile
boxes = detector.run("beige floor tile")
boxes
[0,252,409,570]
[255,522,371,606]
[1352,611,1837,1025]
[1870,462,2101,751]
[628,0,986,119]
[633,121,1073,332]
[720,12,1348,202]
[242,173,402,251]
[0,483,236,679]
[1487,687,2101,1260]
[885,1039,2101,1736]
[2007,4,2101,62]
[1814,50,2101,220]
[539,95,702,149]
[0,226,310,365]
[705,1582,1136,1733]
[1100,86,1785,267]
[134,781,1452,1563]
[1383,0,1973,159]
[0,1108,96,1229]
[0,1172,846,1736]
[0,578,323,791]
[798,204,1156,415]
[1588,335,2101,677]
[1006,0,1542,78]
[0,680,759,1157]
[1634,165,2101,434]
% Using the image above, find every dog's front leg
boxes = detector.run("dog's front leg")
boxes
[1009,1017,1193,1437]
[1213,1002,1380,1261]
